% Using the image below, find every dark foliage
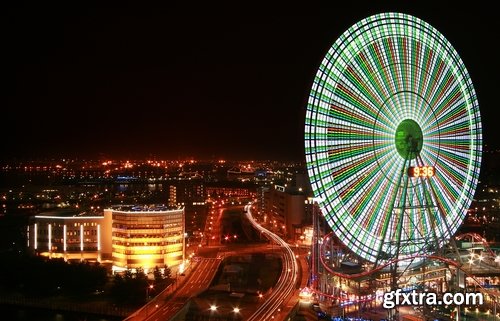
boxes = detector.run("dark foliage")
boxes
[0,252,107,296]
[109,268,149,304]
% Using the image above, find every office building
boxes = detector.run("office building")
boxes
[27,205,185,272]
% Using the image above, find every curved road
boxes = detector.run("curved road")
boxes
[147,258,221,321]
[244,204,299,321]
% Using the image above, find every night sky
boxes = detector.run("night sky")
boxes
[3,3,498,160]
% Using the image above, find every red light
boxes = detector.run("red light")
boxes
[408,166,435,178]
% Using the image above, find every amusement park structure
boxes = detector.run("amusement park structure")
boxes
[304,12,498,320]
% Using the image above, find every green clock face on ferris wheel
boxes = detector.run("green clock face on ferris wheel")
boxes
[305,13,482,263]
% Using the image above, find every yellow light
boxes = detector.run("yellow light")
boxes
[63,224,67,251]
[48,224,52,251]
[97,224,101,251]
[34,223,38,249]
[80,224,84,251]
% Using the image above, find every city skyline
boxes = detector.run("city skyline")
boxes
[3,3,498,161]
[2,5,499,321]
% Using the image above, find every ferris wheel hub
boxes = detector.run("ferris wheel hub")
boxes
[395,119,423,159]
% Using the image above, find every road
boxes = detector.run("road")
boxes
[129,257,221,321]
[145,204,244,321]
[244,204,299,321]
[203,204,244,246]
[204,206,223,246]
[128,203,298,321]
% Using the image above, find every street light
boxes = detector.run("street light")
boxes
[146,284,153,301]
[144,284,155,317]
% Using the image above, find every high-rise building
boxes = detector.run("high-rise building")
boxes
[261,185,306,239]
[168,179,205,206]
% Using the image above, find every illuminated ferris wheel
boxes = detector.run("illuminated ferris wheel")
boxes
[305,13,482,263]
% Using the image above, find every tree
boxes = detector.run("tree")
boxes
[135,266,147,280]
[164,265,172,279]
[153,266,163,283]
[124,269,134,280]
[111,268,148,304]
[111,273,126,302]
[113,273,124,284]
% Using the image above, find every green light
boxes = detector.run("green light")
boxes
[305,12,482,262]
[395,119,423,159]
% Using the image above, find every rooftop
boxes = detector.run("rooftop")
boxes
[34,208,103,219]
[107,204,182,212]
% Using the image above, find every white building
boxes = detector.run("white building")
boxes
[28,205,185,272]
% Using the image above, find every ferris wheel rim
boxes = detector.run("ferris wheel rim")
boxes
[305,12,482,263]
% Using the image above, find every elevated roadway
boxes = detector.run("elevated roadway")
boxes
[245,204,300,321]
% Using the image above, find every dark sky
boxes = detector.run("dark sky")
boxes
[2,3,498,160]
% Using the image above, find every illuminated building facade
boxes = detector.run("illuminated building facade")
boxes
[168,179,205,206]
[261,185,306,239]
[108,206,184,271]
[205,181,256,199]
[28,205,185,271]
[27,215,112,262]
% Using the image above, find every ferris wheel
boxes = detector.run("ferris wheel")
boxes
[305,13,482,263]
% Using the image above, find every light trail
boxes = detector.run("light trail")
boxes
[245,204,299,321]
[455,232,496,257]
[316,232,499,309]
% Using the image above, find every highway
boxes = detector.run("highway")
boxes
[128,203,299,321]
[140,204,246,321]
[244,204,299,321]
[155,257,220,320]
[136,257,221,321]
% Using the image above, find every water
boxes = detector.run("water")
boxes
[2,305,123,321]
